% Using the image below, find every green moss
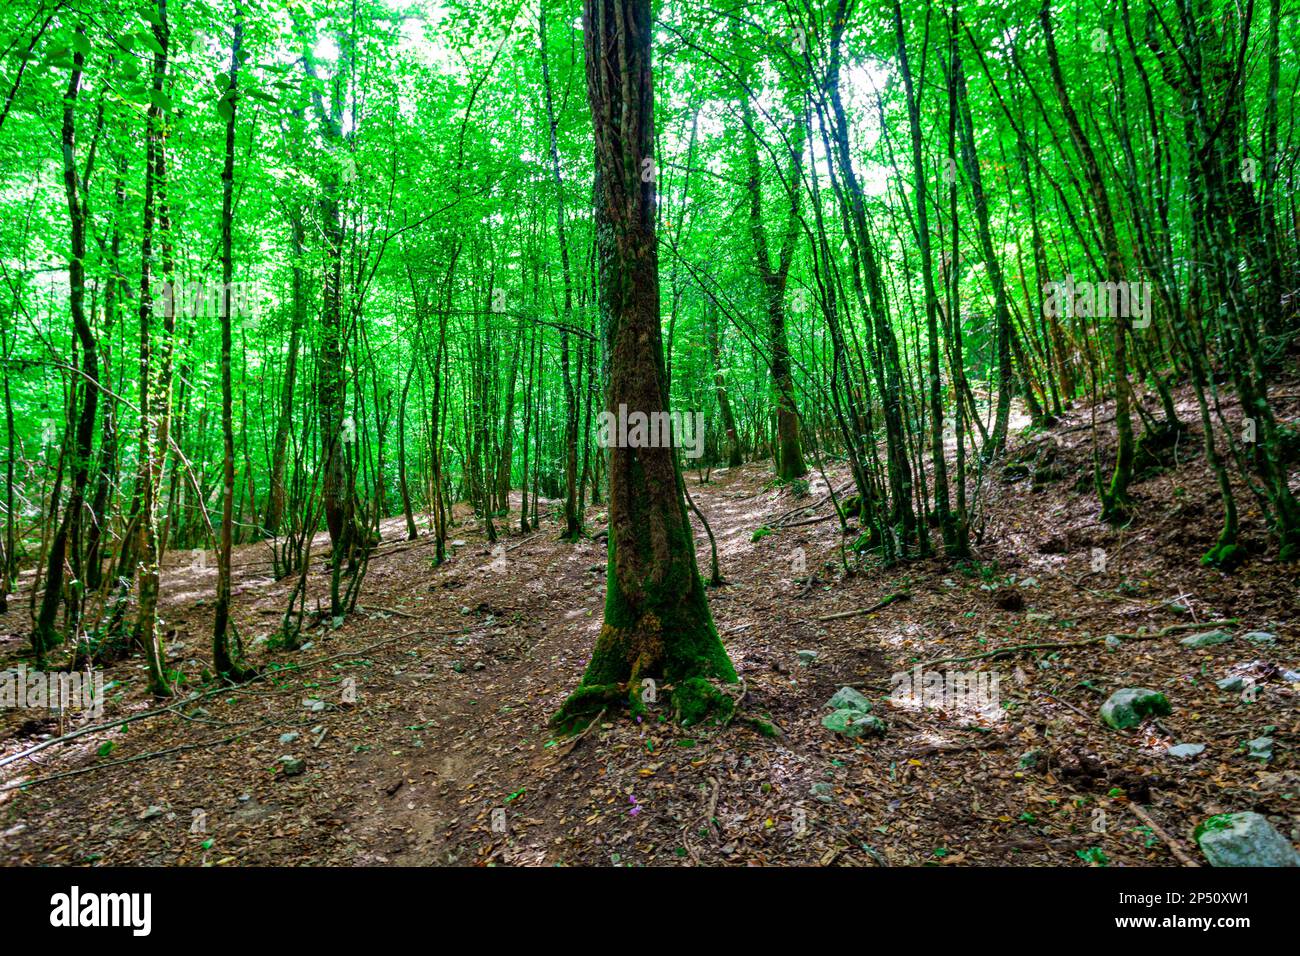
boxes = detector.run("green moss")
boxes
[669,677,735,727]
[739,715,782,738]
[1193,813,1236,843]
[1201,541,1246,571]
[549,683,624,736]
[750,525,774,543]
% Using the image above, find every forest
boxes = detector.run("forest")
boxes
[0,0,1297,875]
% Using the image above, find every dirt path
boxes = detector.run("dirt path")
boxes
[2,387,1297,866]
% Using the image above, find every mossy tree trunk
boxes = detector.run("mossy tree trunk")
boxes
[554,0,736,732]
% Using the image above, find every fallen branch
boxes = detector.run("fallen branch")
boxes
[1130,803,1201,867]
[0,632,410,773]
[779,513,838,529]
[358,604,418,619]
[0,724,268,793]
[818,591,911,623]
[919,619,1239,668]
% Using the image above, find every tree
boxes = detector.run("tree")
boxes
[552,0,736,733]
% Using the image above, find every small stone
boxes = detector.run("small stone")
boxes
[237,794,252,803]
[139,806,165,821]
[1166,743,1206,759]
[796,649,819,664]
[1179,629,1233,649]
[1196,812,1300,867]
[1026,611,1052,623]
[810,782,834,803]
[279,756,306,777]
[301,698,327,713]
[279,732,301,744]
[1100,688,1171,729]
[1245,737,1274,762]
[1242,631,1277,645]
[1104,635,1123,649]
[472,661,486,671]
[1216,674,1248,693]
[825,686,871,712]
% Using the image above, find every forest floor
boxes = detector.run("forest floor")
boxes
[0,381,1297,867]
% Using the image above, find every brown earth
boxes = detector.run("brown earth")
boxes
[0,381,1297,866]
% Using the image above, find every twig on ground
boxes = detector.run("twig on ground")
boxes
[818,591,911,622]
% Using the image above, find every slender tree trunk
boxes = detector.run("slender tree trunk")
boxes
[36,26,98,660]
[213,9,251,680]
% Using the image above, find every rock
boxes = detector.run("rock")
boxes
[1196,812,1300,867]
[1026,611,1052,623]
[472,661,486,671]
[809,782,834,803]
[822,709,885,738]
[1100,688,1171,729]
[237,794,251,803]
[1242,631,1277,645]
[301,698,327,713]
[1245,737,1274,762]
[1166,743,1206,759]
[825,686,871,712]
[1216,674,1249,693]
[279,756,306,777]
[1284,670,1300,683]
[1104,635,1124,650]
[278,732,301,744]
[138,806,165,821]
[1179,629,1233,649]
[1017,749,1043,770]
[796,649,819,664]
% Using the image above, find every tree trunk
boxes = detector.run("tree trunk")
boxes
[553,0,736,733]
